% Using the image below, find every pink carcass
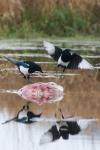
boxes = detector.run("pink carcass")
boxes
[18,82,64,105]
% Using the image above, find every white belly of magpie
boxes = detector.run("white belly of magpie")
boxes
[19,66,29,75]
[18,110,27,119]
[58,57,69,67]
[78,59,94,69]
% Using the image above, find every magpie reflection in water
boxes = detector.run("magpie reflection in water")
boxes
[40,109,96,144]
[2,105,42,124]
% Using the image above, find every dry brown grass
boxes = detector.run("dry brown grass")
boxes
[0,0,99,19]
[68,0,100,16]
[0,0,99,37]
[0,0,23,20]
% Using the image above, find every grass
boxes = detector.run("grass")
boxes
[0,2,99,39]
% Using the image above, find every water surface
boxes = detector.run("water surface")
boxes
[0,40,100,150]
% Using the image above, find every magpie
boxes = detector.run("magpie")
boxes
[40,118,95,144]
[58,49,94,72]
[58,109,96,136]
[4,56,43,79]
[2,105,42,124]
[43,41,94,72]
[43,41,62,61]
[40,111,97,145]
[40,122,69,144]
[57,109,80,137]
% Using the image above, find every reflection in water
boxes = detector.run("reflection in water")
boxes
[0,82,64,105]
[0,107,100,150]
[2,105,42,124]
[40,109,98,145]
[39,119,98,145]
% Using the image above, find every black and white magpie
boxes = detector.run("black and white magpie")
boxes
[58,49,94,72]
[58,108,96,135]
[4,56,43,79]
[2,105,42,124]
[40,117,96,144]
[40,107,97,144]
[43,41,62,61]
[43,41,94,72]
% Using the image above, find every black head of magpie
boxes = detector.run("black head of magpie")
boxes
[4,56,43,79]
[58,48,94,72]
[43,41,62,61]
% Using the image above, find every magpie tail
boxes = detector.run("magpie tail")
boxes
[1,117,17,125]
[4,56,18,65]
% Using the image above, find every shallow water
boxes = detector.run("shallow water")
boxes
[0,68,100,118]
[0,39,100,150]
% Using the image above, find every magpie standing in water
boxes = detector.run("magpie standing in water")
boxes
[2,105,42,124]
[58,49,94,72]
[4,56,43,79]
[43,41,94,72]
[43,41,62,61]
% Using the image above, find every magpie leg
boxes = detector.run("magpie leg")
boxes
[23,74,30,82]
[55,65,58,73]
[63,67,66,73]
[24,103,30,109]
[19,71,26,79]
[23,75,31,84]
[56,66,59,77]
[55,65,61,78]
[59,108,64,119]
[25,75,33,84]
[26,101,31,107]
[59,67,66,78]
[23,75,26,79]
[22,102,31,112]
[27,74,34,83]
[55,101,61,121]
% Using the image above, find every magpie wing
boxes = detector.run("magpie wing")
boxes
[67,54,82,69]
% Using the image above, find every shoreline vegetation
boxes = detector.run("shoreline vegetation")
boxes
[0,0,99,39]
